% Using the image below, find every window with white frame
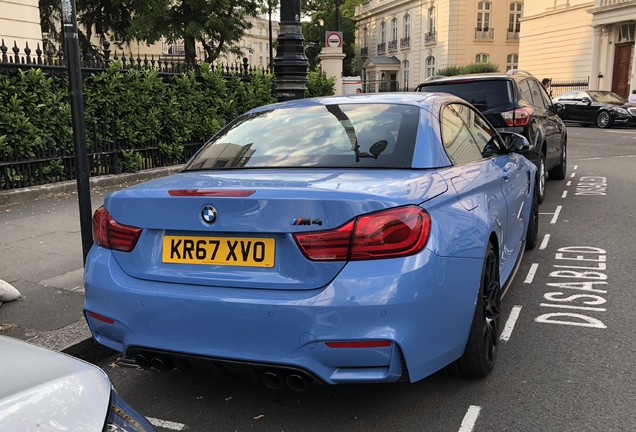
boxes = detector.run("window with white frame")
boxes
[392,18,398,42]
[381,21,386,44]
[428,6,436,34]
[477,2,492,31]
[363,27,368,48]
[403,60,410,90]
[475,53,489,64]
[426,56,436,78]
[509,3,522,33]
[404,14,410,39]
[506,54,518,71]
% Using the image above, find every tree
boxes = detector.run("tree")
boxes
[39,0,265,64]
[127,0,263,63]
[301,0,364,76]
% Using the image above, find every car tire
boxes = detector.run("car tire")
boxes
[548,141,567,180]
[596,111,613,129]
[536,152,546,204]
[445,242,500,378]
[525,187,539,250]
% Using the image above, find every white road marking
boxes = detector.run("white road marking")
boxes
[459,405,481,432]
[525,263,539,284]
[539,234,550,250]
[540,303,607,312]
[500,306,522,341]
[573,165,578,170]
[567,181,572,186]
[147,417,187,431]
[570,173,576,178]
[562,190,568,198]
[551,206,562,224]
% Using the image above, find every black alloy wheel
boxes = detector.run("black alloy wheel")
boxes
[596,111,613,129]
[548,141,567,180]
[537,152,546,204]
[525,187,539,250]
[445,243,500,378]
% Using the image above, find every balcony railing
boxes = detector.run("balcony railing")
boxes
[361,47,368,57]
[424,31,437,44]
[475,28,494,40]
[400,37,410,48]
[388,40,397,52]
[507,30,520,40]
[377,42,386,54]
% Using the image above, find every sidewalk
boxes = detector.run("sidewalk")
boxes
[0,166,181,362]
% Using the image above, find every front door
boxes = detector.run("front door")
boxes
[612,43,633,98]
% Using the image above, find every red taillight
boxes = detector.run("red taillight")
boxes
[293,206,431,261]
[325,341,392,348]
[501,107,533,127]
[168,189,256,197]
[87,311,115,325]
[92,206,142,252]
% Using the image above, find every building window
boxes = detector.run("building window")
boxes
[477,2,492,31]
[404,14,410,39]
[426,56,436,78]
[506,54,519,71]
[392,18,398,42]
[381,21,386,44]
[619,24,635,42]
[476,53,489,64]
[509,3,522,33]
[428,6,436,34]
[403,60,410,90]
[363,27,368,48]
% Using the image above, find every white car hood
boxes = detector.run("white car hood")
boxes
[0,335,111,431]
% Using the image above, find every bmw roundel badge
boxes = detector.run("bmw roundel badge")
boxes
[201,205,217,224]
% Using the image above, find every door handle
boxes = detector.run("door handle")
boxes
[501,171,510,180]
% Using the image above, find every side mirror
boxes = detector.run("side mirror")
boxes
[581,97,593,104]
[500,131,530,153]
[553,102,565,114]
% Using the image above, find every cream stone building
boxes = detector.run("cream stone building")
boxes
[0,0,42,54]
[520,0,636,98]
[353,0,524,91]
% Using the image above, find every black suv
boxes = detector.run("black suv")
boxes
[415,70,567,203]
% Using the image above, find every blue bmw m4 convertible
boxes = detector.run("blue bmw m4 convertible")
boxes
[84,93,538,390]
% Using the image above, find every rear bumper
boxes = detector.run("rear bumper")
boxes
[84,247,482,384]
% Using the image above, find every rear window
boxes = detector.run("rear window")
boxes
[184,104,420,170]
[418,80,514,111]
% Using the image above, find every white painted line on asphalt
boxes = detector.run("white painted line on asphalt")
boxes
[567,181,572,186]
[524,263,539,284]
[500,306,522,341]
[573,165,578,170]
[539,234,550,250]
[147,417,186,431]
[551,206,562,224]
[540,303,607,312]
[459,405,481,432]
[562,190,568,198]
[570,173,576,178]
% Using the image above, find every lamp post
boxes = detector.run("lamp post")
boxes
[61,0,92,264]
[274,0,308,101]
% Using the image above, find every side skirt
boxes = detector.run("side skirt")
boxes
[500,240,525,300]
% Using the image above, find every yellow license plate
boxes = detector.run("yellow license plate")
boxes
[162,235,275,268]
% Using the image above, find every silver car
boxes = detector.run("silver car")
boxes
[0,335,156,431]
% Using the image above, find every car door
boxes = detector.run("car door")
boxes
[440,103,521,273]
[530,79,566,168]
[555,92,581,121]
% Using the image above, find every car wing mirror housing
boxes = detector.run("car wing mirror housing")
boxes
[500,131,530,153]
[553,102,565,114]
[581,97,592,104]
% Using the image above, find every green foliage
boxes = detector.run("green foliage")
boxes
[436,62,500,77]
[1,63,276,189]
[120,149,144,173]
[306,70,336,98]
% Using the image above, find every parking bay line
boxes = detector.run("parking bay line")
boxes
[540,205,562,224]
[500,305,522,342]
[459,405,481,432]
[524,263,539,284]
[539,234,550,250]
[147,417,187,431]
